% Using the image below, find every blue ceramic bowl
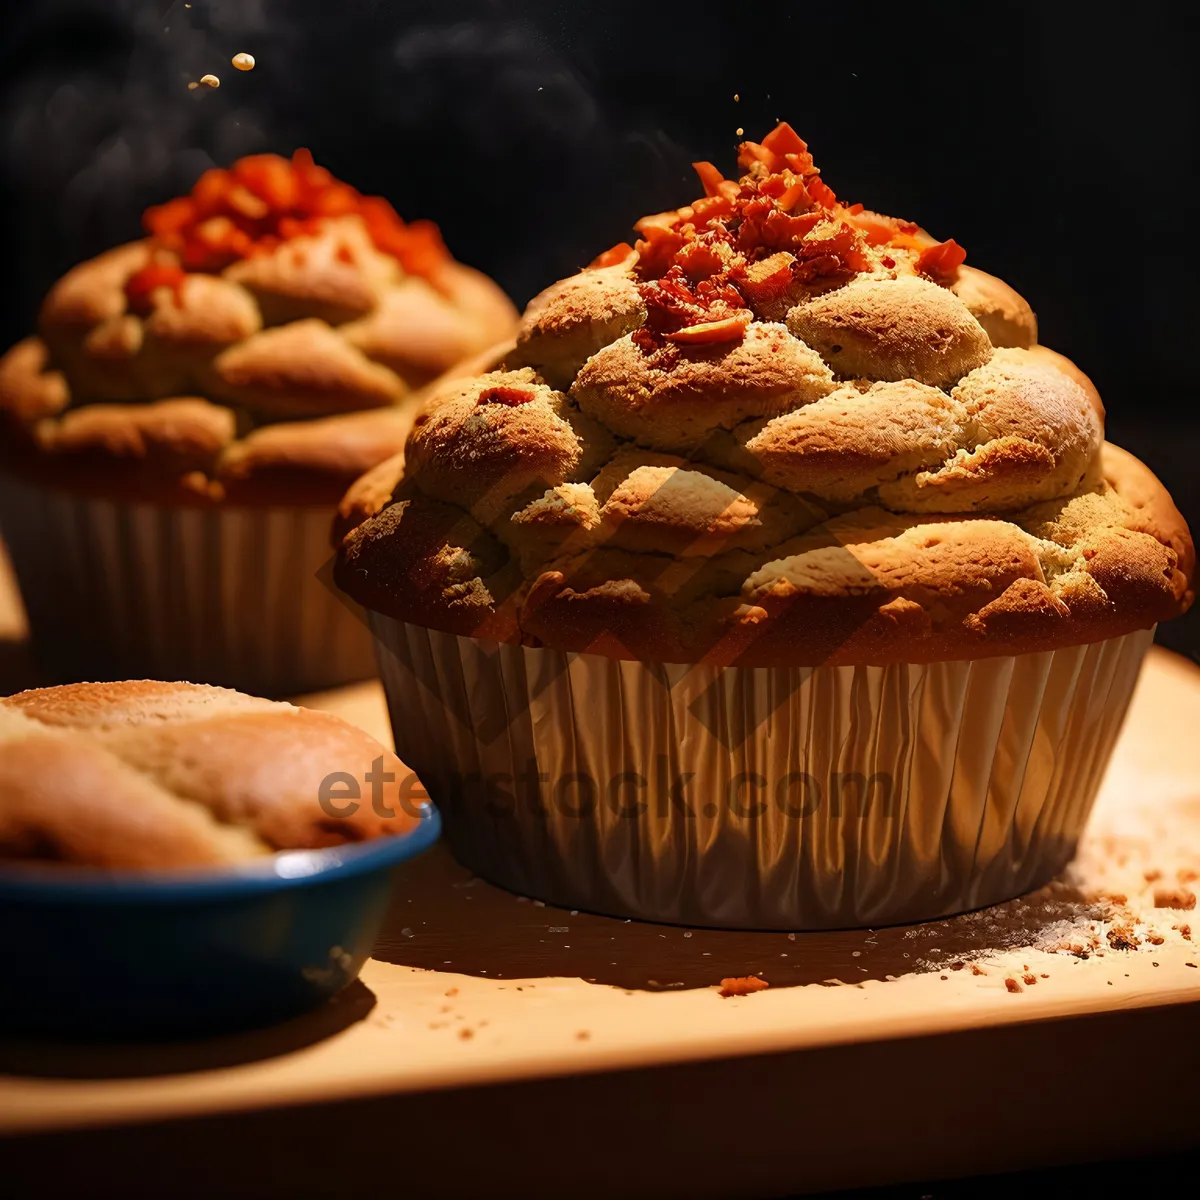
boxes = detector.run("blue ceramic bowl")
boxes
[0,806,440,1039]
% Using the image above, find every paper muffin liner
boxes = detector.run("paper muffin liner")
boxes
[0,476,374,697]
[369,613,1154,929]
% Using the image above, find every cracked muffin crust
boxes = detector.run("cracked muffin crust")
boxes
[335,125,1193,666]
[0,150,517,506]
[0,680,420,869]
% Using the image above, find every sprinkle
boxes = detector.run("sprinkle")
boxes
[232,52,255,71]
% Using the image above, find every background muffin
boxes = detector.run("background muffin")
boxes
[333,124,1193,929]
[0,150,517,694]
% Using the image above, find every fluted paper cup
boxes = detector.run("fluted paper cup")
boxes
[0,476,374,697]
[369,613,1153,929]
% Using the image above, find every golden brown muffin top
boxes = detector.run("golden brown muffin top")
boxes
[0,151,517,506]
[0,680,421,869]
[334,125,1193,665]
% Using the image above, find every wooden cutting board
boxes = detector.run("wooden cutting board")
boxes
[1,542,1198,1198]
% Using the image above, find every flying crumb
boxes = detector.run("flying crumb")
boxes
[232,52,255,71]
[1154,887,1197,910]
[1180,868,1199,883]
[1144,868,1163,882]
[736,127,744,136]
[1004,978,1022,993]
[1173,923,1192,940]
[719,976,769,998]
[199,74,219,89]
[733,93,740,102]
[187,82,200,91]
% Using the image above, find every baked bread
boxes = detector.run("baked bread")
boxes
[0,680,421,869]
[0,151,517,506]
[335,124,1194,666]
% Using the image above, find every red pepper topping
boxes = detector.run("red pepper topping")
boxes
[589,242,636,269]
[625,123,966,316]
[136,149,449,278]
[477,386,536,407]
[640,267,750,336]
[916,237,968,278]
[123,261,187,315]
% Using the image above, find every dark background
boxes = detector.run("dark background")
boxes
[0,0,1196,660]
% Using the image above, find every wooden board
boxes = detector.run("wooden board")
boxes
[1,544,1198,1196]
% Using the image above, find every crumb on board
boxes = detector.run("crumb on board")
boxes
[719,976,770,998]
[1179,868,1199,883]
[971,964,987,976]
[576,1031,591,1041]
[1107,923,1141,951]
[1147,933,1166,946]
[1022,973,1038,986]
[445,988,459,998]
[1005,978,1023,993]
[1154,887,1197,910]
[1173,924,1192,940]
[1144,868,1163,882]
[458,1027,474,1040]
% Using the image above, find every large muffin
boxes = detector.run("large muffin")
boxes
[334,124,1194,928]
[337,127,1191,667]
[0,150,517,693]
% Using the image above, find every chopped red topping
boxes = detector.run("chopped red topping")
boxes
[589,242,636,269]
[916,237,968,278]
[136,149,449,278]
[623,122,966,344]
[123,261,187,315]
[665,313,752,345]
[729,252,796,307]
[640,267,750,335]
[477,385,536,407]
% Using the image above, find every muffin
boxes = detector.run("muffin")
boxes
[0,150,517,695]
[333,124,1194,928]
[0,679,422,868]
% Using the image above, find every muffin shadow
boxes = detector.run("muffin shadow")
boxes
[373,842,1105,991]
